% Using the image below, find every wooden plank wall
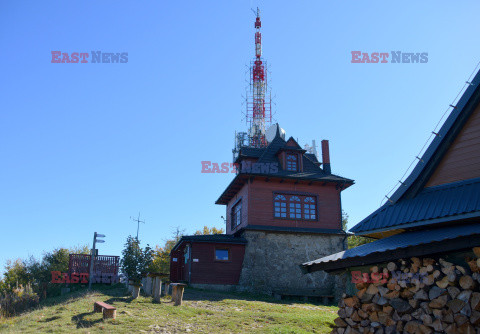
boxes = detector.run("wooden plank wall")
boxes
[426,104,480,187]
[190,243,246,285]
[226,183,249,234]
[248,179,342,230]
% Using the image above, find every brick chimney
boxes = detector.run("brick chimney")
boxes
[321,140,331,174]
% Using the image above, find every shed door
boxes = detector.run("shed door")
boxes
[170,250,183,282]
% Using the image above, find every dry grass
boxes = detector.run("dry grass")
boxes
[0,286,337,333]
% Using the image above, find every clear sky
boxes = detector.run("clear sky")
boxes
[1,1,480,272]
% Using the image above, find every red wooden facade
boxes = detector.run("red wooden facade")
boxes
[170,241,246,284]
[169,249,183,283]
[226,178,343,234]
[170,133,352,286]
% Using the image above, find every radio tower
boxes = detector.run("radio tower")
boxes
[233,8,273,161]
[246,8,272,148]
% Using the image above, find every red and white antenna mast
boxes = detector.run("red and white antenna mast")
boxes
[246,7,272,148]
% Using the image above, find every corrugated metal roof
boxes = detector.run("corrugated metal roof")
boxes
[350,178,480,234]
[348,69,480,236]
[302,223,480,268]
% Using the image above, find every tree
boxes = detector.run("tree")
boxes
[1,244,90,297]
[194,225,224,235]
[69,244,90,255]
[0,259,28,292]
[342,211,374,249]
[120,236,153,284]
[148,227,184,274]
[148,240,176,274]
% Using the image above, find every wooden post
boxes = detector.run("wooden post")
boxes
[171,283,186,306]
[154,278,162,302]
[132,285,140,299]
[145,273,169,300]
[146,277,152,296]
[151,277,156,297]
[172,285,177,303]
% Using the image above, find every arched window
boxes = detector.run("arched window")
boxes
[289,196,301,219]
[274,194,287,218]
[304,197,316,220]
[286,153,298,171]
[273,194,317,221]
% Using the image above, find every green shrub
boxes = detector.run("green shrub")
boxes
[120,236,153,284]
[0,284,39,318]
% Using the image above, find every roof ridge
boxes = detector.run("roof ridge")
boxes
[257,135,286,163]
[389,69,480,203]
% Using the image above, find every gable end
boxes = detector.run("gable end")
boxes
[425,103,480,187]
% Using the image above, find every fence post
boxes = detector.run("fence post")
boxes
[154,279,162,302]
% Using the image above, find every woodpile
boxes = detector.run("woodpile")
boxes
[331,247,480,334]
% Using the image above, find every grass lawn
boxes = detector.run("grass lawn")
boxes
[0,286,337,333]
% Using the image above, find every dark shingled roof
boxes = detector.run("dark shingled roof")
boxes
[171,234,247,252]
[217,131,354,205]
[235,147,265,160]
[305,153,320,163]
[351,68,480,235]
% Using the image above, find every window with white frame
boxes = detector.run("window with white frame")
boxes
[274,194,287,218]
[274,194,317,221]
[286,153,298,171]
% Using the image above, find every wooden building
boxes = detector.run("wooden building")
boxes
[171,126,354,297]
[170,235,247,285]
[301,70,480,332]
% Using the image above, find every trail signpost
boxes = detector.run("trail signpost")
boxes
[88,232,106,289]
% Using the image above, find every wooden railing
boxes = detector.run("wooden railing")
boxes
[68,254,120,275]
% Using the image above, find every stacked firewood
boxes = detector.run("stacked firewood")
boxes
[332,247,480,334]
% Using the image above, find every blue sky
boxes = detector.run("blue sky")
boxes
[1,1,480,271]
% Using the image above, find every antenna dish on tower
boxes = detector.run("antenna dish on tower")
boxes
[266,123,285,142]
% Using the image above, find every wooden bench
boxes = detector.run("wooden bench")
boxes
[170,283,187,306]
[94,301,116,319]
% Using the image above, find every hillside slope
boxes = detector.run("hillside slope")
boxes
[0,287,337,333]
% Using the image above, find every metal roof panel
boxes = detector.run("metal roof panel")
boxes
[303,223,480,268]
[350,178,480,233]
